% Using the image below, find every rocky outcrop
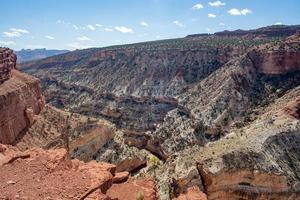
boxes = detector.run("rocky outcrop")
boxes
[247,32,300,74]
[0,47,16,84]
[0,144,158,200]
[15,105,116,162]
[0,49,44,144]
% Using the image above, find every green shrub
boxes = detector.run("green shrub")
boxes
[149,155,159,168]
[136,191,144,200]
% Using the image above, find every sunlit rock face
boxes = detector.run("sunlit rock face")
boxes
[0,48,44,144]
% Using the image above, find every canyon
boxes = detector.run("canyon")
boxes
[0,25,300,199]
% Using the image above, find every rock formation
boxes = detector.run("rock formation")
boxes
[0,48,44,144]
[2,25,300,199]
[0,48,16,84]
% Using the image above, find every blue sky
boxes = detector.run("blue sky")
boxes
[1,0,300,50]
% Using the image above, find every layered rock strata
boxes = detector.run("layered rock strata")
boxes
[0,48,44,144]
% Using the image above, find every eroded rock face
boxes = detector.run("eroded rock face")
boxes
[0,47,16,84]
[247,32,300,74]
[15,104,116,163]
[0,69,45,144]
[0,144,158,200]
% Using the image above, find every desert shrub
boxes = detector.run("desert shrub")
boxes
[149,155,159,168]
[136,191,144,200]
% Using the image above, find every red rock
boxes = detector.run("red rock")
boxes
[113,171,129,183]
[0,70,45,144]
[174,186,207,200]
[247,33,300,74]
[107,177,158,200]
[116,157,147,173]
[0,145,158,200]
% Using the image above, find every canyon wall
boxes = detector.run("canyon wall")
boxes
[0,48,44,144]
[247,32,300,74]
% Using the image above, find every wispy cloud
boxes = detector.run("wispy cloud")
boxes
[208,13,217,18]
[192,3,204,10]
[115,26,134,33]
[173,20,184,27]
[56,19,71,25]
[57,20,98,31]
[219,22,225,26]
[104,28,114,32]
[87,25,95,30]
[72,25,86,30]
[275,22,283,25]
[209,1,226,7]
[140,21,149,27]
[3,31,21,37]
[77,36,93,41]
[10,28,29,34]
[3,28,29,38]
[228,8,252,16]
[45,35,55,40]
[0,40,16,46]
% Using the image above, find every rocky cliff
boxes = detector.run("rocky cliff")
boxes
[0,48,16,84]
[0,48,44,144]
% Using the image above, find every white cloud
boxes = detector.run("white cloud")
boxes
[208,13,217,18]
[140,21,149,27]
[115,26,134,33]
[77,36,93,41]
[3,28,29,38]
[104,28,114,32]
[0,40,16,46]
[67,42,92,50]
[3,31,21,37]
[228,8,252,16]
[95,24,103,28]
[209,1,225,7]
[219,22,225,26]
[192,3,204,10]
[173,20,184,27]
[56,19,71,25]
[73,25,86,30]
[10,28,29,34]
[241,9,252,15]
[87,25,95,30]
[275,22,283,25]
[45,35,55,40]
